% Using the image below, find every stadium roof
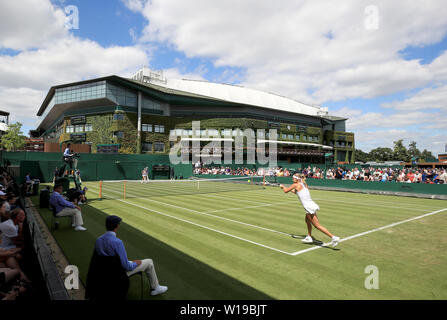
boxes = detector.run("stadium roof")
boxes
[132,68,328,118]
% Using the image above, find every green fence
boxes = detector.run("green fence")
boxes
[193,175,446,196]
[1,151,193,183]
[271,177,446,196]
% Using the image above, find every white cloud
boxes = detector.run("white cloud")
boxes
[131,0,447,103]
[0,0,151,133]
[382,84,447,112]
[121,0,147,13]
[0,36,149,91]
[0,0,67,50]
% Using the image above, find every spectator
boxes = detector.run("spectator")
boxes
[5,193,18,212]
[439,169,447,184]
[25,173,33,194]
[0,199,9,222]
[50,184,86,231]
[0,208,25,250]
[94,215,168,296]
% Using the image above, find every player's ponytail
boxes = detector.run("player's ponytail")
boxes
[300,174,308,188]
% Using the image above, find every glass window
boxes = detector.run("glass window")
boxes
[113,113,124,120]
[303,135,307,141]
[282,133,287,139]
[257,131,264,138]
[66,125,74,133]
[113,131,124,138]
[154,142,165,152]
[142,142,153,152]
[223,129,231,136]
[84,124,92,132]
[75,125,84,132]
[208,129,219,136]
[154,125,164,133]
[142,124,152,132]
[288,134,294,140]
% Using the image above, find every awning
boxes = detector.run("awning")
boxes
[179,137,234,142]
[256,139,333,149]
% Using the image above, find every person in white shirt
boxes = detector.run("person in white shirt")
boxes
[280,174,340,247]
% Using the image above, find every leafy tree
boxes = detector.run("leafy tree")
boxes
[0,122,26,151]
[369,147,394,161]
[408,141,422,160]
[421,149,436,161]
[392,139,410,162]
[354,148,369,163]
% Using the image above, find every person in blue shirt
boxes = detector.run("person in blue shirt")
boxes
[95,215,168,296]
[49,184,86,231]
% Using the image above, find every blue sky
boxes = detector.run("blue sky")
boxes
[1,0,447,155]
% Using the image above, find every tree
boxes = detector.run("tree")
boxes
[354,148,369,163]
[392,139,410,162]
[421,149,436,162]
[0,122,26,151]
[369,147,394,161]
[408,141,422,160]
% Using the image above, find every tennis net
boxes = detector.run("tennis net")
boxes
[97,176,265,200]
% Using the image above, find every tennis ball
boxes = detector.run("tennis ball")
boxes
[248,180,250,182]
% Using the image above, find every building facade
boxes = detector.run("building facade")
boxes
[35,69,355,164]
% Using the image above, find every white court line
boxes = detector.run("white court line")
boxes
[88,184,291,236]
[204,200,297,213]
[198,192,271,205]
[99,193,293,255]
[312,197,432,212]
[86,183,447,257]
[290,207,447,256]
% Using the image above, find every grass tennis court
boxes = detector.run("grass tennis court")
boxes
[32,179,447,299]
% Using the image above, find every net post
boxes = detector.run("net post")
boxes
[99,180,103,200]
[263,174,265,187]
[124,180,126,200]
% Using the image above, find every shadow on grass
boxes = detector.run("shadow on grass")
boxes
[30,196,273,300]
[291,234,340,251]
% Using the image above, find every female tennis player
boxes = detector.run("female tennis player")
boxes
[280,174,340,247]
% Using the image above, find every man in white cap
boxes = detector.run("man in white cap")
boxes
[280,174,340,247]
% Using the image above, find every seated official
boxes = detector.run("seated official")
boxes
[94,216,167,296]
[49,184,86,231]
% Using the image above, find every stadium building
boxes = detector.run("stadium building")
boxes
[35,67,355,164]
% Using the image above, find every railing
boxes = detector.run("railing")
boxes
[22,197,71,300]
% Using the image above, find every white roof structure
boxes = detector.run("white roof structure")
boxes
[0,122,8,132]
[132,67,328,117]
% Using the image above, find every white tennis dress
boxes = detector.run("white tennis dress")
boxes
[296,183,320,214]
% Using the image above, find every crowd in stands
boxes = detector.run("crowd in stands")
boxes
[320,167,447,184]
[0,171,32,300]
[194,163,447,184]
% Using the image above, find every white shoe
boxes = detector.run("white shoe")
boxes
[302,235,313,243]
[150,285,168,296]
[72,223,76,227]
[74,226,87,231]
[331,236,340,247]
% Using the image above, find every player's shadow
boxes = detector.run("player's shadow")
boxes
[291,234,340,251]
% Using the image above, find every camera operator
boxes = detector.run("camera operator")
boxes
[63,143,78,169]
